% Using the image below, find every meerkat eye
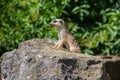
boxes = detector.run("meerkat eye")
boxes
[53,20,57,23]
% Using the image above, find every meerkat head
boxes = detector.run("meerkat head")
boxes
[50,19,65,28]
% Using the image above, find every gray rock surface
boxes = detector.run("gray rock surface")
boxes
[1,38,119,80]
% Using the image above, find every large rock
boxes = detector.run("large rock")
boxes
[1,38,120,80]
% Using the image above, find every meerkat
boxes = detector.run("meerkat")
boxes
[50,19,81,53]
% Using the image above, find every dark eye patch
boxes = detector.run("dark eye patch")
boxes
[53,20,57,23]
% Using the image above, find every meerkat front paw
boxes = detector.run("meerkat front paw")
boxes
[50,45,58,49]
[50,46,56,49]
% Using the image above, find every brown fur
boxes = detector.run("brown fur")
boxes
[50,19,81,53]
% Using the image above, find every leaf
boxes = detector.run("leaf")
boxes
[72,6,80,14]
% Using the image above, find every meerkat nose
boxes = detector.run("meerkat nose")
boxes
[50,22,53,26]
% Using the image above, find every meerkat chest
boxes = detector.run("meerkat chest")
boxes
[58,29,66,39]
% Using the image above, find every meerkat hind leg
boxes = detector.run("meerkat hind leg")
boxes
[70,47,80,53]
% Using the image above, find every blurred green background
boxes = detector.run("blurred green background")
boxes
[0,0,120,55]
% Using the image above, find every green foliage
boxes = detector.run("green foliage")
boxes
[0,0,120,55]
[79,8,120,55]
[0,0,68,54]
